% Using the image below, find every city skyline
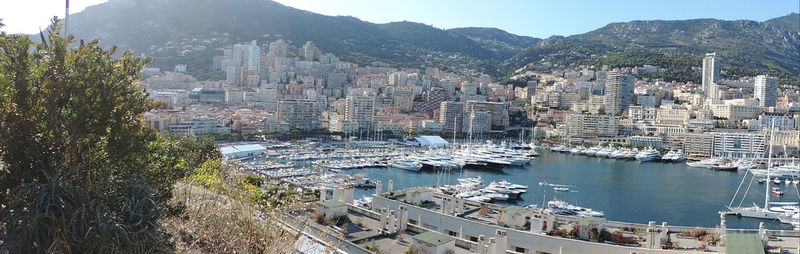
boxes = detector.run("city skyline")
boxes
[0,0,797,38]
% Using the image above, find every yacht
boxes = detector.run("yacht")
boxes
[661,150,676,161]
[670,150,687,162]
[624,148,639,160]
[547,199,605,217]
[584,146,603,156]
[570,146,585,155]
[749,164,800,179]
[712,163,738,171]
[389,159,422,171]
[610,149,627,159]
[551,144,568,153]
[480,189,511,201]
[635,148,660,162]
[734,160,758,171]
[457,176,483,186]
[496,179,529,191]
[456,191,492,203]
[594,146,609,157]
[686,158,723,168]
[484,180,527,198]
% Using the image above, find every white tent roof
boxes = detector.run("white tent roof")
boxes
[415,135,449,147]
[220,144,266,156]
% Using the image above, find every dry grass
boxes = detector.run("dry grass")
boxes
[162,182,300,253]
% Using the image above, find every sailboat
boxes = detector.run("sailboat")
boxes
[723,118,799,220]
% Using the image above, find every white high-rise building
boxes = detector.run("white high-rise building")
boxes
[702,53,719,100]
[247,40,260,71]
[345,89,375,132]
[754,75,778,107]
[605,71,633,115]
[228,40,261,86]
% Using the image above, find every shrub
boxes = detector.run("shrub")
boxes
[0,19,219,253]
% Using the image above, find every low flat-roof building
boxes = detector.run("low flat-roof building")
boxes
[412,231,456,254]
[315,200,347,219]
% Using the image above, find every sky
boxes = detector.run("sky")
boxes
[1,0,798,37]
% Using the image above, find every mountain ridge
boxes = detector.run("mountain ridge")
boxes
[55,0,799,84]
[503,13,800,85]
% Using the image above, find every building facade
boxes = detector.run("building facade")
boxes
[702,53,719,100]
[754,75,778,107]
[277,99,322,131]
[566,113,619,138]
[345,90,376,132]
[712,132,766,158]
[605,71,634,114]
[439,101,465,133]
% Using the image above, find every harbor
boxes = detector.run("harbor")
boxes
[229,139,800,230]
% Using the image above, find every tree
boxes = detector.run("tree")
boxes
[0,20,201,253]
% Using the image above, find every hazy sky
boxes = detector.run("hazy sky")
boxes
[1,0,798,37]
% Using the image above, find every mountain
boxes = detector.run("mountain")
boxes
[503,14,800,86]
[447,27,541,60]
[58,0,798,85]
[60,0,529,76]
[765,12,800,33]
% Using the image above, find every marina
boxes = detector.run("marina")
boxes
[235,139,800,230]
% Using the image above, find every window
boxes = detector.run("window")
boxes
[409,219,417,225]
[448,230,457,237]
[515,246,526,253]
[469,236,478,242]
[423,223,437,231]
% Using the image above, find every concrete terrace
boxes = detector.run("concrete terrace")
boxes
[281,183,800,254]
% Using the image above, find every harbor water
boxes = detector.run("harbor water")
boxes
[346,150,799,229]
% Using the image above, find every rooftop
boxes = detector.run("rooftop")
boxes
[316,200,347,208]
[501,206,530,216]
[219,144,267,156]
[725,234,765,254]
[412,231,455,247]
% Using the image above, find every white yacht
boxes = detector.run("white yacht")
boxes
[686,158,723,168]
[484,180,527,198]
[624,148,639,160]
[609,149,626,159]
[596,146,614,158]
[457,176,483,185]
[389,159,422,171]
[661,150,676,161]
[584,146,602,156]
[570,146,585,155]
[635,148,660,162]
[671,150,686,162]
[551,144,567,152]
[547,199,605,217]
[734,160,758,171]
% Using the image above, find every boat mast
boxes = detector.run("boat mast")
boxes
[765,119,775,209]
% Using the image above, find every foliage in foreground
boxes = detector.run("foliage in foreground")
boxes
[0,20,218,253]
[171,159,306,253]
[164,182,299,253]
